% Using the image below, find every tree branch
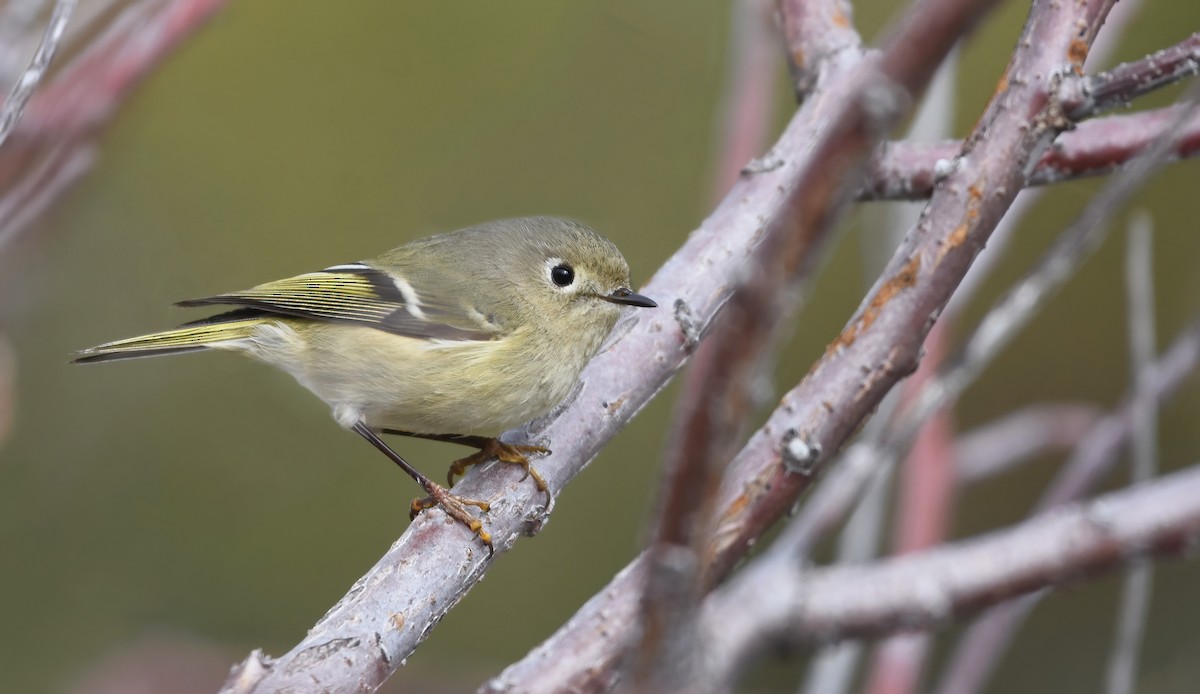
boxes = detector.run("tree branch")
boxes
[953,404,1101,485]
[1063,32,1200,119]
[634,0,872,687]
[779,0,862,95]
[485,1,1118,691]
[861,104,1200,201]
[708,0,781,201]
[709,0,1116,586]
[0,0,74,150]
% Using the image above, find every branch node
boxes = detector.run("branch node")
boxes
[933,156,961,180]
[742,153,785,174]
[221,649,272,694]
[673,298,702,351]
[782,428,822,475]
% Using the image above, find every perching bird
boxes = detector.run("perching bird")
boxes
[74,216,656,547]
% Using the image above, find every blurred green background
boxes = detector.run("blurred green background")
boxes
[2,1,1199,692]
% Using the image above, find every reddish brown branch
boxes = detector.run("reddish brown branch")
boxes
[1063,32,1200,119]
[863,30,1200,202]
[708,0,780,200]
[864,323,956,694]
[862,105,1200,200]
[779,0,863,94]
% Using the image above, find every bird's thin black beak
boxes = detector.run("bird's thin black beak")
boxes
[605,287,657,308]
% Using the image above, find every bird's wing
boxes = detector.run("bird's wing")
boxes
[176,263,498,341]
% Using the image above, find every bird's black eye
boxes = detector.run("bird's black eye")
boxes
[550,264,575,287]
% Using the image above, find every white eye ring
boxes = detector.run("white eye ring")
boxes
[546,257,575,288]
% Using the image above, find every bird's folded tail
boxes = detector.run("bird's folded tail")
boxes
[72,309,271,364]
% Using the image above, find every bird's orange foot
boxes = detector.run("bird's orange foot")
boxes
[447,439,551,506]
[410,482,493,550]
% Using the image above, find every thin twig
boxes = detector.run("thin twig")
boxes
[861,104,1200,201]
[633,1,799,686]
[863,324,954,694]
[0,0,74,150]
[1063,32,1200,119]
[799,452,894,694]
[0,0,49,82]
[1104,212,1157,694]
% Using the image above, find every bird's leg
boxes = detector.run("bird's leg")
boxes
[352,422,493,550]
[383,430,551,505]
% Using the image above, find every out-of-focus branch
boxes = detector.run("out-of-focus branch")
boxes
[634,0,872,688]
[0,0,74,149]
[708,0,779,200]
[935,316,1200,694]
[0,337,13,449]
[1105,213,1157,694]
[779,0,862,95]
[935,90,1195,691]
[698,462,1200,685]
[863,324,955,694]
[0,0,230,251]
[1063,32,1200,119]
[900,93,1190,692]
[953,404,1101,485]
[862,105,1200,201]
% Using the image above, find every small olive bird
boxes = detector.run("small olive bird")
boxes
[74,216,656,547]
